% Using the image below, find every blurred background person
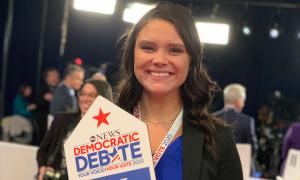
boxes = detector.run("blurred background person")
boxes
[50,64,84,116]
[213,83,258,154]
[255,104,275,177]
[37,79,113,180]
[13,83,36,120]
[280,116,300,175]
[255,104,286,178]
[1,84,36,144]
[33,68,60,145]
[213,83,258,177]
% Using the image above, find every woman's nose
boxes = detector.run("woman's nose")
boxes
[152,50,167,66]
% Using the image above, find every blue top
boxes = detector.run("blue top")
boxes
[155,136,182,180]
[13,94,32,118]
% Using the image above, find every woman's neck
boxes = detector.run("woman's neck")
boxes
[140,91,182,124]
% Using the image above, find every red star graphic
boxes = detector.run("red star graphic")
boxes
[92,108,110,127]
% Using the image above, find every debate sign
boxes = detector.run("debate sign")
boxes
[64,96,156,180]
[283,149,300,180]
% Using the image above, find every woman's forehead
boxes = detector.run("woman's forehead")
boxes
[136,19,184,44]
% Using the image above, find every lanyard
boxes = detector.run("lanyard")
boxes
[133,105,183,167]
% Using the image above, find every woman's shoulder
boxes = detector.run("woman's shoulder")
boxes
[185,118,234,152]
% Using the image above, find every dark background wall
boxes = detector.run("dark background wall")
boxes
[1,0,300,120]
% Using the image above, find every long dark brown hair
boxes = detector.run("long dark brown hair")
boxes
[117,2,219,156]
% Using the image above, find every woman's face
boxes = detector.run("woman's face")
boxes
[23,86,32,97]
[134,19,190,97]
[79,83,98,115]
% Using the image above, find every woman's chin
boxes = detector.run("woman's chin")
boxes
[144,87,179,97]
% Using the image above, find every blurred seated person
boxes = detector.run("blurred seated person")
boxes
[36,79,112,180]
[50,64,84,116]
[2,84,36,144]
[13,83,36,120]
[33,68,60,145]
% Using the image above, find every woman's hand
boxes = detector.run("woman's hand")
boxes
[38,166,46,180]
[27,103,37,111]
[38,166,54,180]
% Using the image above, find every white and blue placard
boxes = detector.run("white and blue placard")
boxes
[283,149,300,180]
[64,96,156,180]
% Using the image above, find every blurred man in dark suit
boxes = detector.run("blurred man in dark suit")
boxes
[213,83,258,154]
[50,64,84,116]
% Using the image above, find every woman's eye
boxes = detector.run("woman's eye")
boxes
[169,48,183,54]
[141,45,154,52]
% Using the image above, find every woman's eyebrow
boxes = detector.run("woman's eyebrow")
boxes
[168,43,185,48]
[138,40,185,47]
[138,40,154,45]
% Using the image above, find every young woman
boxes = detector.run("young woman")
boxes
[117,2,243,180]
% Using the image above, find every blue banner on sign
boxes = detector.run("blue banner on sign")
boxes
[92,167,151,180]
